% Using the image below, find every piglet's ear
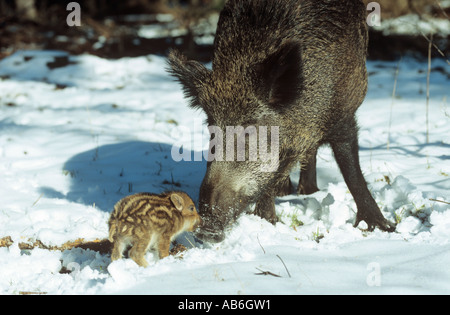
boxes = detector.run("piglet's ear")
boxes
[258,41,303,109]
[167,49,211,109]
[170,193,184,211]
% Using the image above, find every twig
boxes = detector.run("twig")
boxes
[255,268,281,278]
[256,234,265,254]
[184,235,196,249]
[31,193,43,207]
[430,198,450,205]
[276,255,291,278]
[387,58,402,150]
[426,33,432,144]
[128,182,133,193]
[434,0,449,20]
[419,32,450,66]
[412,0,450,65]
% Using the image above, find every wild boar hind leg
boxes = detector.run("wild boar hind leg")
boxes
[298,148,320,195]
[129,237,151,267]
[276,176,294,197]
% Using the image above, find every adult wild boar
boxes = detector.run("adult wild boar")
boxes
[168,0,396,242]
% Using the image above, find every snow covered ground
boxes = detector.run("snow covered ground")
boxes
[372,14,450,36]
[0,50,449,295]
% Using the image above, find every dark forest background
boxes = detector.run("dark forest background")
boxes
[0,0,449,61]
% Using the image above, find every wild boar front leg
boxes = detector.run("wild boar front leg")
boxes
[254,191,278,224]
[330,120,396,232]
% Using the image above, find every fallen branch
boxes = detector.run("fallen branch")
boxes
[0,236,111,254]
[0,236,192,257]
[255,268,281,278]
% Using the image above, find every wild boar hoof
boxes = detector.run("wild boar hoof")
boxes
[354,212,396,233]
[254,208,278,225]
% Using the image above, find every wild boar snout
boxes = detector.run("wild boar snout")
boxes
[195,173,251,243]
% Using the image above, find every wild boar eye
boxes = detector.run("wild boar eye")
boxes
[189,206,195,211]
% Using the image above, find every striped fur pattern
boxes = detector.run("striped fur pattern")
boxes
[108,191,201,267]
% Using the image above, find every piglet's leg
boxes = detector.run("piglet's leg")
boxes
[157,235,171,259]
[129,237,151,267]
[111,237,126,262]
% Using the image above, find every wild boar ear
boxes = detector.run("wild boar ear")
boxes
[167,49,211,109]
[259,41,303,109]
[170,193,184,211]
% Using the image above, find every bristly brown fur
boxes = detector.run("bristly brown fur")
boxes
[108,191,201,267]
[167,50,211,110]
[167,0,395,243]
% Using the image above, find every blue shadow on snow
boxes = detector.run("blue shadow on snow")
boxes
[40,141,206,213]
